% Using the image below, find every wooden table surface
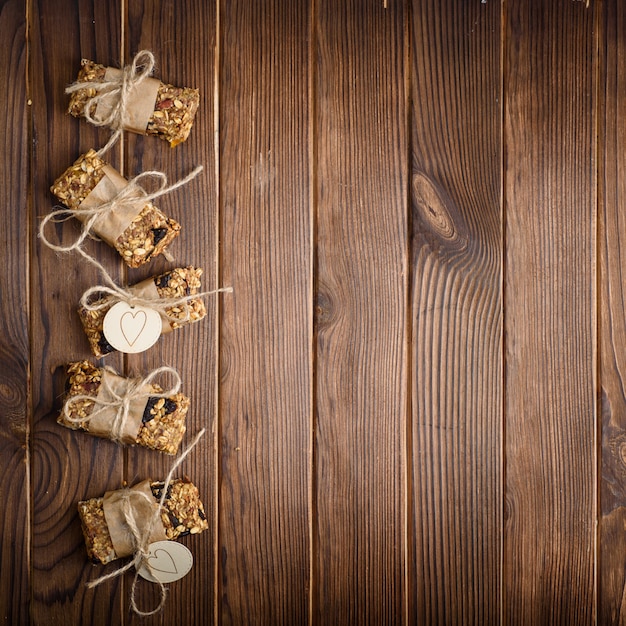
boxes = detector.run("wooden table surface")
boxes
[1,0,623,623]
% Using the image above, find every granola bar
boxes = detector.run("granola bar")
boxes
[68,59,199,146]
[50,149,181,267]
[78,267,207,357]
[78,478,209,564]
[59,361,189,455]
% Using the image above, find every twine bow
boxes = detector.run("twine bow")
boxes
[40,166,202,256]
[62,366,182,443]
[66,50,156,155]
[87,428,206,616]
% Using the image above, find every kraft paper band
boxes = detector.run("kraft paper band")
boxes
[95,67,161,135]
[87,369,148,443]
[128,278,175,334]
[102,480,167,559]
[77,164,145,244]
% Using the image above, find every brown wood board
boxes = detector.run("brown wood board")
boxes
[313,0,408,622]
[504,1,597,623]
[29,1,125,623]
[124,1,218,623]
[218,0,312,623]
[600,0,626,623]
[0,0,29,623]
[409,1,502,623]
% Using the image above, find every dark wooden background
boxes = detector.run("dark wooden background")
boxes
[1,0,623,623]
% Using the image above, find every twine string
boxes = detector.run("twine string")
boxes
[65,50,156,155]
[39,165,203,255]
[86,428,206,616]
[62,365,182,443]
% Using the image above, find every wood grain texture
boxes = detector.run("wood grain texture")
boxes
[0,0,29,623]
[313,0,407,623]
[599,1,626,623]
[504,1,597,623]
[10,1,626,623]
[409,1,502,624]
[124,1,218,623]
[29,1,125,623]
[218,0,312,623]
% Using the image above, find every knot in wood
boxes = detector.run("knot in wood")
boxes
[315,290,335,326]
[411,172,467,253]
[606,432,626,481]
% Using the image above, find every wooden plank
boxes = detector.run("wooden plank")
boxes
[598,0,626,623]
[408,1,502,623]
[504,1,597,623]
[124,1,218,623]
[0,0,29,623]
[29,1,125,623]
[218,0,312,623]
[313,0,407,622]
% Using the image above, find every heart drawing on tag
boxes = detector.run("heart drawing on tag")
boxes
[147,548,178,575]
[138,540,193,583]
[120,309,148,346]
[103,302,162,354]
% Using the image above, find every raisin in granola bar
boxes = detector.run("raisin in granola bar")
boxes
[68,59,199,146]
[50,149,181,268]
[78,478,208,564]
[59,361,189,455]
[78,266,207,357]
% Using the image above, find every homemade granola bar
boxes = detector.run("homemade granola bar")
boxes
[59,361,189,455]
[78,478,209,564]
[78,266,207,357]
[68,59,199,146]
[50,149,181,267]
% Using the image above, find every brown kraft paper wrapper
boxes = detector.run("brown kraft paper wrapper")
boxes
[68,59,200,146]
[78,267,206,358]
[50,149,181,267]
[78,478,209,564]
[87,369,146,443]
[78,165,146,241]
[95,67,161,135]
[59,361,190,454]
[102,480,167,558]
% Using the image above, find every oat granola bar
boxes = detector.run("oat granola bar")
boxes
[68,59,199,146]
[78,478,209,564]
[50,149,181,267]
[78,266,207,357]
[59,361,189,455]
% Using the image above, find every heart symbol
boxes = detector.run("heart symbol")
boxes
[147,548,179,575]
[120,309,148,346]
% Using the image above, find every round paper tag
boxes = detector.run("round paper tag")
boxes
[138,540,194,584]
[103,301,162,353]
